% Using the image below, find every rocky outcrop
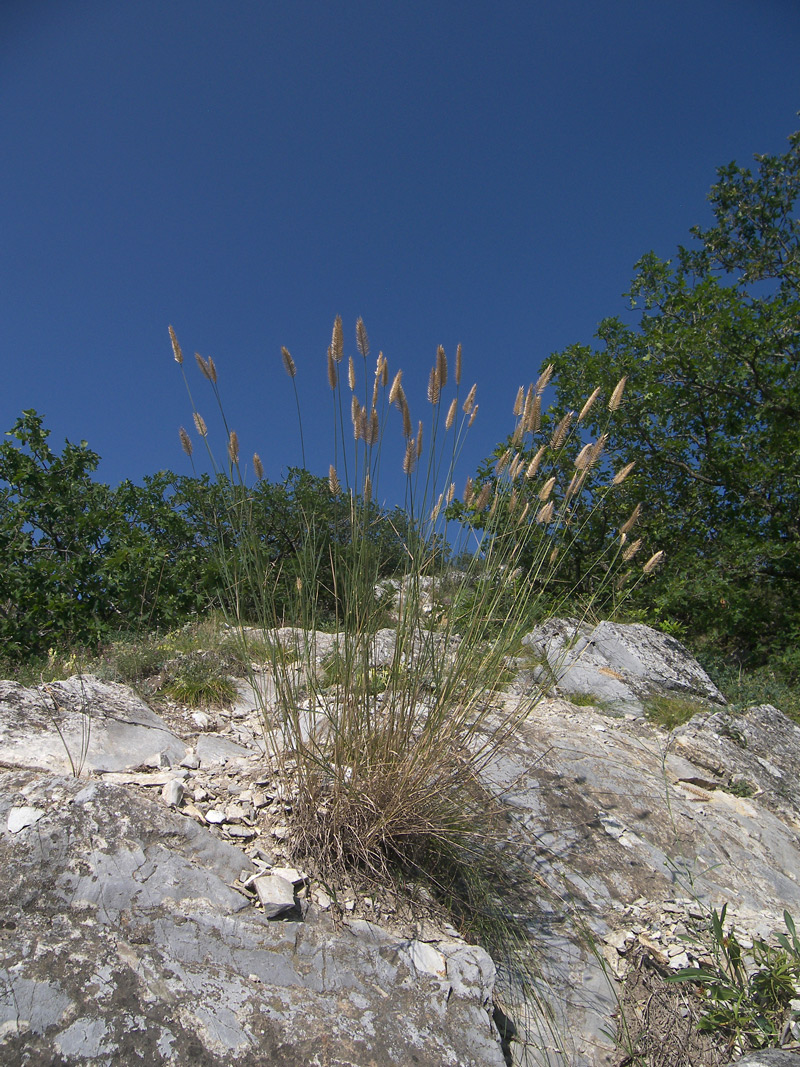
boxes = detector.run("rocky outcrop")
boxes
[1,621,799,1066]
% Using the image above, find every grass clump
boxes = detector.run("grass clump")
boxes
[644,693,713,731]
[171,317,662,1048]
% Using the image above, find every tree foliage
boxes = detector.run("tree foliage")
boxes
[0,411,414,663]
[472,128,800,663]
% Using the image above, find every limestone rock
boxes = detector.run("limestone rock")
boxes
[522,618,726,716]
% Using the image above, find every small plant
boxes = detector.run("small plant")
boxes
[668,905,800,1055]
[644,693,710,731]
[159,650,238,707]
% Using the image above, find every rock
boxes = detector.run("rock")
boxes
[522,618,725,716]
[196,732,253,767]
[726,1053,800,1066]
[0,676,188,773]
[0,768,504,1066]
[161,778,185,807]
[6,805,45,833]
[253,873,298,918]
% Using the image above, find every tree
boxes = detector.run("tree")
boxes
[472,127,800,663]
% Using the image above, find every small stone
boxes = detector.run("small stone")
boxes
[271,867,306,887]
[7,806,46,834]
[192,711,212,729]
[226,825,257,839]
[205,809,226,824]
[668,952,690,970]
[224,803,248,823]
[179,753,200,769]
[313,889,332,910]
[161,779,184,807]
[271,825,290,841]
[253,875,297,918]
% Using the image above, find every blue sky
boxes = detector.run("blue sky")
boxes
[2,0,799,510]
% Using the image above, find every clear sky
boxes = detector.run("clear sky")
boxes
[2,0,799,510]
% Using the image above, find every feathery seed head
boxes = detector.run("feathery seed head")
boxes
[380,352,388,386]
[538,475,556,501]
[513,386,524,417]
[619,502,642,536]
[462,383,477,413]
[351,395,361,438]
[427,365,440,405]
[550,411,574,449]
[281,347,297,378]
[179,427,193,456]
[445,397,457,430]
[565,469,588,501]
[403,439,416,475]
[253,453,264,480]
[574,442,594,470]
[463,477,474,506]
[332,316,344,362]
[416,420,423,459]
[436,345,447,389]
[524,394,541,434]
[622,538,642,562]
[612,461,636,486]
[589,433,608,467]
[228,430,239,464]
[328,465,341,495]
[642,550,665,575]
[348,355,356,391]
[468,404,479,427]
[525,445,546,478]
[207,356,218,384]
[495,449,512,475]
[327,347,338,390]
[608,375,628,412]
[389,370,403,407]
[400,392,412,438]
[195,352,213,381]
[535,364,554,395]
[536,501,555,524]
[368,408,379,446]
[578,386,602,423]
[356,317,370,358]
[431,493,443,522]
[169,325,183,364]
[446,481,455,505]
[455,343,462,385]
[359,407,369,442]
[508,453,524,480]
[193,412,208,437]
[363,473,372,503]
[371,373,380,411]
[475,483,491,511]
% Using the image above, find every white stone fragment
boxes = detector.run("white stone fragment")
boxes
[7,806,46,834]
[253,875,296,918]
[161,779,184,807]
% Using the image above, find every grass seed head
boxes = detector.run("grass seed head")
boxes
[437,345,448,389]
[253,453,264,479]
[468,403,479,427]
[455,342,462,385]
[416,420,423,459]
[179,427,193,456]
[403,438,416,474]
[348,355,356,391]
[228,430,239,464]
[612,461,636,485]
[513,385,524,417]
[578,386,602,423]
[525,445,546,478]
[536,500,555,524]
[332,315,344,362]
[619,502,642,536]
[281,347,297,378]
[389,370,403,407]
[462,383,477,413]
[356,317,370,358]
[169,325,183,364]
[193,412,208,437]
[535,364,554,395]
[328,464,341,494]
[524,394,541,434]
[538,475,556,501]
[550,411,574,449]
[622,537,642,561]
[327,347,338,390]
[608,375,628,411]
[445,396,457,430]
[195,352,214,381]
[643,549,665,574]
[427,365,441,405]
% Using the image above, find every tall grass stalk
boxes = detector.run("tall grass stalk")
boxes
[172,320,655,1058]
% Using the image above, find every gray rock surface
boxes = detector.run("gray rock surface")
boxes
[0,676,187,774]
[0,768,504,1067]
[522,618,726,715]
[2,621,800,1066]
